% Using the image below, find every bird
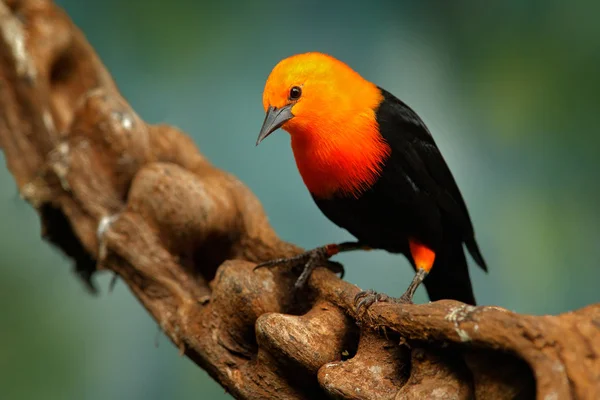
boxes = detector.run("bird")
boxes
[254,52,487,308]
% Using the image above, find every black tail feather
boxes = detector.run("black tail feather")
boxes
[422,240,477,305]
[466,237,488,272]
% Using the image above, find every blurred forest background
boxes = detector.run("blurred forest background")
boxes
[1,0,599,399]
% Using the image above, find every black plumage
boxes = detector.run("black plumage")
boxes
[312,88,487,305]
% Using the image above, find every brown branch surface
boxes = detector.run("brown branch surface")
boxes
[0,1,599,399]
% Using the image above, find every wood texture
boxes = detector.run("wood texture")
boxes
[0,1,598,398]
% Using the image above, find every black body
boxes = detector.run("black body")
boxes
[313,88,487,305]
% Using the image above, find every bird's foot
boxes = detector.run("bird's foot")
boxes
[397,292,414,305]
[354,290,391,313]
[354,289,413,314]
[254,245,344,290]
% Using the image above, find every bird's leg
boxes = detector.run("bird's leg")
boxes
[397,268,428,303]
[354,238,435,313]
[354,268,429,312]
[254,241,369,289]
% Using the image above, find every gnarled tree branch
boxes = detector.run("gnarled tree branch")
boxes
[0,1,598,399]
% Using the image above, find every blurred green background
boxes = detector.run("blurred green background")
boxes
[1,1,599,399]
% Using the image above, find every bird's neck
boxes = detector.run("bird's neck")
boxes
[290,118,391,199]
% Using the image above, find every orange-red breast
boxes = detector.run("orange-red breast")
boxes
[256,52,487,307]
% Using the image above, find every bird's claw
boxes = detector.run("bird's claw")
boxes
[354,289,413,314]
[253,251,315,272]
[354,289,390,313]
[253,258,286,271]
[253,246,344,289]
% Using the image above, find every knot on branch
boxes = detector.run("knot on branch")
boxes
[0,1,598,399]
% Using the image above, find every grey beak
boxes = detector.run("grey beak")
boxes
[256,104,294,145]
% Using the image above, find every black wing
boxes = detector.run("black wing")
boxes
[375,87,487,272]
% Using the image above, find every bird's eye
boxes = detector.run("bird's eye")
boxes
[289,86,302,100]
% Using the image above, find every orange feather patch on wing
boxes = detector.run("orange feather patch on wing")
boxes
[409,239,436,272]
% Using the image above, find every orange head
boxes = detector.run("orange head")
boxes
[257,52,391,198]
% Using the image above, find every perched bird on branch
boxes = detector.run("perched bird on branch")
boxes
[255,52,487,308]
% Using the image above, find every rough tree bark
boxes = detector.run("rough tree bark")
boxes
[0,1,598,399]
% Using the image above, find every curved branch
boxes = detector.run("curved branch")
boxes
[0,1,598,399]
